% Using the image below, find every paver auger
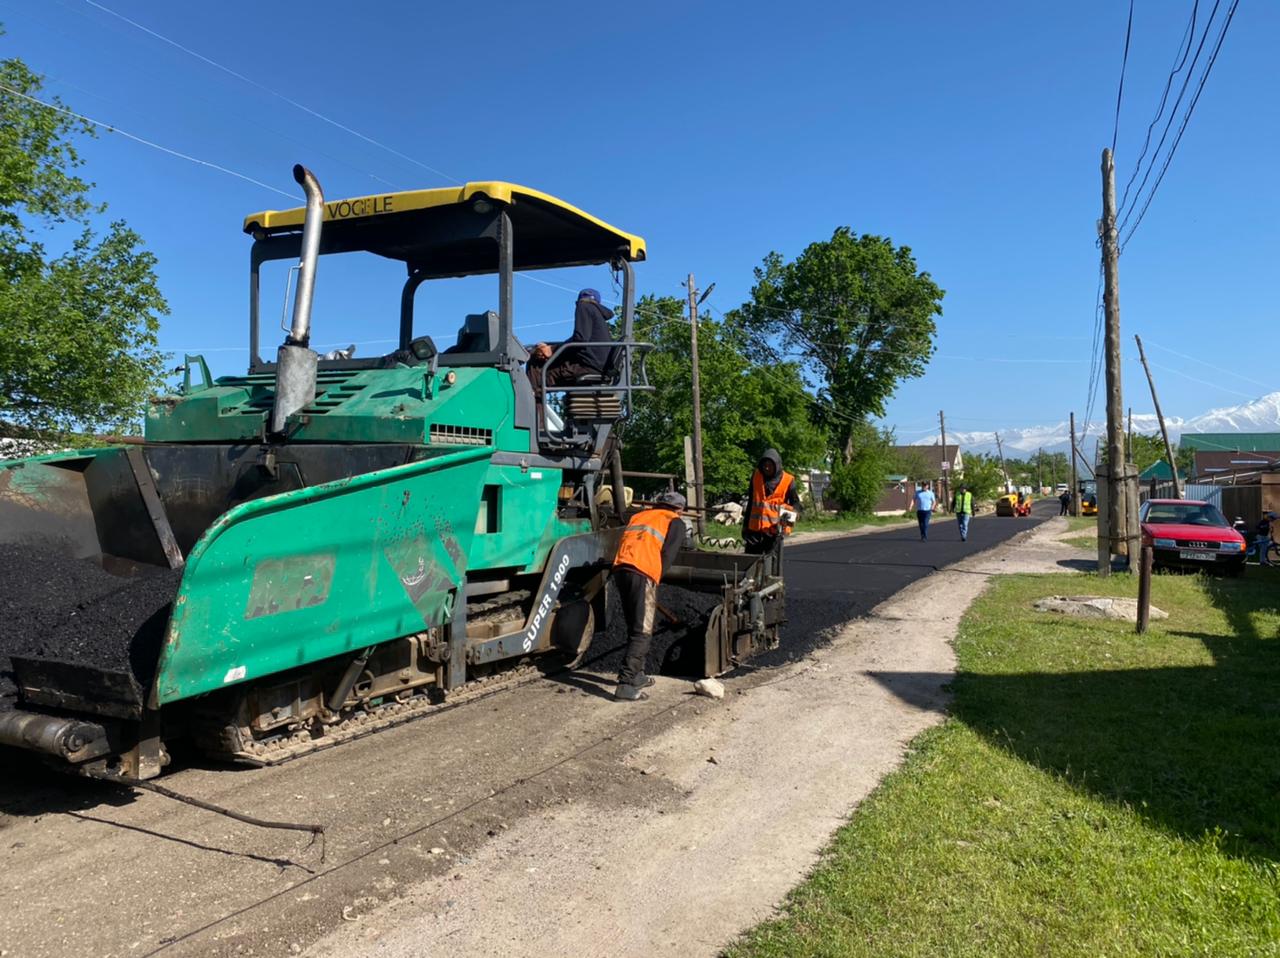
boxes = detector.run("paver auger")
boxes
[0,167,785,779]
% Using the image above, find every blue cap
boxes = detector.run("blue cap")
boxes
[578,288,601,303]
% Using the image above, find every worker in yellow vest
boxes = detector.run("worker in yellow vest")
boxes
[743,449,800,555]
[610,491,688,701]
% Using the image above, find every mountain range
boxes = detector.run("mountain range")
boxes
[910,392,1280,458]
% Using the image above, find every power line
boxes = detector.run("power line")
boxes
[1144,338,1272,391]
[1111,0,1136,155]
[1145,359,1256,400]
[1120,0,1240,248]
[1117,0,1200,215]
[21,1,401,190]
[1116,0,1213,230]
[79,0,459,184]
[0,82,296,199]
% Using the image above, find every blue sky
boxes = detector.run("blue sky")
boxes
[4,0,1276,441]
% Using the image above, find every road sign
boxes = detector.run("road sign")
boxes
[941,461,951,471]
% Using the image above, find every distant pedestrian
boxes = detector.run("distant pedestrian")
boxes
[913,481,936,541]
[1058,489,1071,516]
[951,484,974,542]
[1251,512,1275,566]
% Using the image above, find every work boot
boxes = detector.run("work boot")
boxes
[614,674,655,700]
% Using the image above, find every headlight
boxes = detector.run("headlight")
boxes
[1154,537,1176,548]
[1220,541,1245,552]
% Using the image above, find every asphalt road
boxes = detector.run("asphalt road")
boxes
[762,499,1057,666]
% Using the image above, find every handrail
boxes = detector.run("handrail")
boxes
[534,339,654,442]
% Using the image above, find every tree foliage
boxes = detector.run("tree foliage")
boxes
[730,228,944,463]
[0,49,167,435]
[958,453,1006,502]
[623,296,828,502]
[826,420,893,513]
[888,444,934,481]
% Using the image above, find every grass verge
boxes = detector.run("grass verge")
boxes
[729,569,1280,957]
[1063,535,1097,551]
[1065,516,1098,533]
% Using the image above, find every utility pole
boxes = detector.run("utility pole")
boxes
[938,410,950,511]
[685,273,706,534]
[1100,147,1134,572]
[994,433,1009,492]
[1069,412,1079,517]
[1037,447,1044,492]
[1134,334,1183,499]
[1127,407,1134,461]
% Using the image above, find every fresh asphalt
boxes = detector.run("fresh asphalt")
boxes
[758,499,1058,666]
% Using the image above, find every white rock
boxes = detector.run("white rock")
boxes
[693,678,725,700]
[1033,595,1168,622]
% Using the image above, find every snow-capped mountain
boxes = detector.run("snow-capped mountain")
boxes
[909,392,1280,457]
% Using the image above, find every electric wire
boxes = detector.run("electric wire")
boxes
[1114,0,1224,236]
[1120,0,1240,248]
[1116,0,1200,215]
[0,82,297,199]
[1111,0,1136,155]
[79,0,459,184]
[1144,338,1272,391]
[19,2,400,189]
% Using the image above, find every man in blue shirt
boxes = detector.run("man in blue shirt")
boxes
[913,481,936,541]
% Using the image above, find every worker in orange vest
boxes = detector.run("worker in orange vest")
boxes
[610,491,688,701]
[743,449,800,555]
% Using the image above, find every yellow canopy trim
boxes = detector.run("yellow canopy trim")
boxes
[244,181,645,262]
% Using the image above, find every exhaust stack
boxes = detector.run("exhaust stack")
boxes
[270,164,324,435]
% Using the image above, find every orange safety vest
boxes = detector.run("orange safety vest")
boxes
[747,470,796,535]
[614,508,680,584]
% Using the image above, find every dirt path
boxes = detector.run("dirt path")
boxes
[308,518,1075,958]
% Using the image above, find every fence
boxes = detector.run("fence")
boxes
[1139,479,1262,526]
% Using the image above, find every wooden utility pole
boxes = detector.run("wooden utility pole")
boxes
[1069,412,1079,516]
[938,410,950,510]
[685,274,706,534]
[1134,334,1183,499]
[1127,407,1134,460]
[1100,147,1134,570]
[1037,447,1044,492]
[1136,544,1153,634]
[994,433,1009,492]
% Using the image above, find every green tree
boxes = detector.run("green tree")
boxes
[827,420,892,513]
[958,453,1006,502]
[0,48,167,435]
[623,296,828,501]
[730,228,944,463]
[888,444,933,481]
[1175,441,1196,477]
[1126,433,1170,474]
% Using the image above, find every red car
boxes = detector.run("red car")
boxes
[1139,498,1246,576]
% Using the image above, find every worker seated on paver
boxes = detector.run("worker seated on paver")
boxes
[526,288,614,398]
